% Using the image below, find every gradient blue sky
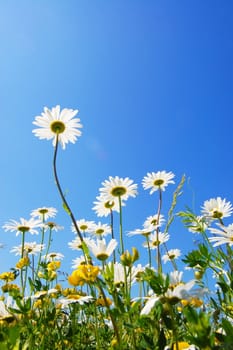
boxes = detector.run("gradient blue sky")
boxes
[0,1,233,280]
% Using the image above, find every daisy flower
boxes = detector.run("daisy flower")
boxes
[143,232,170,249]
[59,295,93,308]
[31,207,57,220]
[31,288,59,300]
[10,242,45,256]
[92,195,121,217]
[86,238,118,261]
[142,171,175,194]
[68,237,93,251]
[208,223,233,247]
[201,197,233,219]
[44,222,64,232]
[3,218,42,236]
[143,214,165,229]
[42,252,64,261]
[71,255,86,269]
[112,262,125,285]
[99,176,138,202]
[140,278,196,315]
[90,222,111,237]
[162,249,181,264]
[71,219,95,234]
[32,105,82,149]
[127,228,152,237]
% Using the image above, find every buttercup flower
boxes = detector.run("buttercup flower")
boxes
[201,197,233,219]
[92,195,121,217]
[3,218,42,236]
[142,171,175,194]
[208,223,233,247]
[99,176,138,201]
[68,265,99,286]
[86,238,118,261]
[32,105,82,149]
[0,272,16,282]
[31,207,57,220]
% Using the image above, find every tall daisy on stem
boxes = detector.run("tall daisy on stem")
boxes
[32,106,87,254]
[99,176,138,254]
[142,171,175,273]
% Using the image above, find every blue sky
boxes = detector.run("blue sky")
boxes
[0,1,233,282]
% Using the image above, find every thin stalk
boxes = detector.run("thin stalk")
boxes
[21,231,25,258]
[146,235,152,268]
[36,224,45,276]
[53,135,84,243]
[96,278,121,347]
[118,196,124,254]
[156,188,163,273]
[44,227,53,260]
[20,231,25,294]
[110,209,116,263]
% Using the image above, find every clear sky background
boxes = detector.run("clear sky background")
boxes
[0,1,233,282]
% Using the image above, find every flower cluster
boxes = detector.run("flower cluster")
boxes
[0,105,232,350]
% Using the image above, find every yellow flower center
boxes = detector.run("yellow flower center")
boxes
[47,222,56,228]
[39,209,49,214]
[111,186,127,197]
[168,254,175,260]
[50,121,66,134]
[96,229,104,235]
[104,201,114,209]
[153,179,164,186]
[96,253,109,261]
[80,225,88,231]
[212,209,223,218]
[18,226,30,233]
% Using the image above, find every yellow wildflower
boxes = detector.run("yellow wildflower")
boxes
[16,257,30,269]
[68,264,99,286]
[96,295,112,307]
[176,341,192,349]
[47,261,61,271]
[0,272,15,282]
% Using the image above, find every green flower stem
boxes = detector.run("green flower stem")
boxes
[22,265,28,296]
[110,209,116,263]
[156,188,163,273]
[37,224,45,276]
[118,196,124,254]
[44,227,53,260]
[146,235,152,268]
[20,231,26,293]
[96,278,121,347]
[53,134,84,244]
[21,231,25,258]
